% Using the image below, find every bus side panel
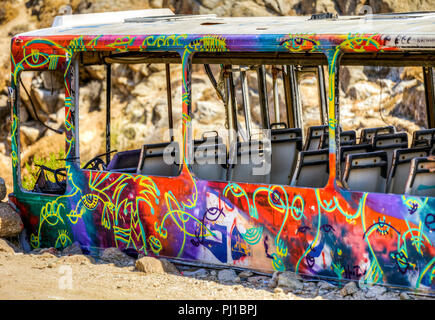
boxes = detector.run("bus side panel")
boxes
[13,165,435,291]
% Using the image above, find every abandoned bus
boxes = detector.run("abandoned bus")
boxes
[7,9,435,291]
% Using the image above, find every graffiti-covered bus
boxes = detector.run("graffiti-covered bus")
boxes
[7,9,435,291]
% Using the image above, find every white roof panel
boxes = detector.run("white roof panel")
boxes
[18,11,435,38]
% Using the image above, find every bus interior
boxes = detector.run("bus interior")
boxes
[23,50,435,197]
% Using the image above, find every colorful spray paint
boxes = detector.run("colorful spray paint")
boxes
[8,31,435,292]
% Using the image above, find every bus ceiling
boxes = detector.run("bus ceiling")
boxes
[82,51,435,68]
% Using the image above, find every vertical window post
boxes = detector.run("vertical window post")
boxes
[324,48,343,186]
[423,66,435,129]
[181,52,193,168]
[105,63,111,164]
[166,63,174,142]
[257,65,270,131]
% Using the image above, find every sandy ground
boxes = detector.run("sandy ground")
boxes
[0,251,311,300]
[1,249,434,301]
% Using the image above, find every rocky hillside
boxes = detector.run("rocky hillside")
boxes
[0,0,432,195]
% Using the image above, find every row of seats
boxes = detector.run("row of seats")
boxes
[105,142,180,177]
[306,124,435,151]
[341,127,435,196]
[105,125,434,197]
[343,149,435,196]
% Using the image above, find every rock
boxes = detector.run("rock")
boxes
[41,71,64,91]
[277,272,304,291]
[20,123,45,146]
[217,269,238,282]
[160,258,180,275]
[378,292,399,300]
[100,247,135,267]
[274,287,284,294]
[400,292,412,300]
[268,271,280,288]
[231,1,275,17]
[340,281,358,297]
[135,256,179,274]
[238,270,254,278]
[61,242,82,256]
[150,0,163,8]
[0,202,23,237]
[347,81,380,101]
[365,285,387,299]
[31,87,59,114]
[182,268,209,278]
[394,81,426,127]
[352,290,366,300]
[317,280,337,291]
[0,178,6,201]
[59,254,95,265]
[303,281,317,292]
[38,247,59,256]
[247,276,270,286]
[0,238,17,254]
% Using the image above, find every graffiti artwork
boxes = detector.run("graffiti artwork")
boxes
[7,11,435,293]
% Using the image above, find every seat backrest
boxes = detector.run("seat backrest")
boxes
[405,156,435,197]
[373,132,408,173]
[387,147,429,194]
[137,141,180,177]
[290,149,329,188]
[320,130,356,149]
[304,125,328,151]
[360,126,395,144]
[270,127,302,185]
[339,144,373,178]
[106,149,141,173]
[411,129,435,148]
[228,139,271,184]
[192,133,227,181]
[343,151,388,193]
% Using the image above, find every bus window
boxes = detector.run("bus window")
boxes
[297,66,325,136]
[18,70,66,194]
[339,65,433,195]
[78,65,107,169]
[190,62,326,188]
[78,62,183,176]
[190,63,268,183]
[263,65,290,128]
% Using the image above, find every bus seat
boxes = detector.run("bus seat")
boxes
[270,126,302,185]
[227,139,271,184]
[192,132,227,181]
[193,131,223,146]
[290,149,329,188]
[136,141,180,177]
[359,126,395,144]
[106,149,141,173]
[303,125,328,151]
[405,156,435,197]
[320,130,356,149]
[387,147,429,194]
[373,132,408,173]
[339,144,373,178]
[411,129,435,148]
[343,151,388,193]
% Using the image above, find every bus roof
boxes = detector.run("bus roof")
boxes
[16,9,435,39]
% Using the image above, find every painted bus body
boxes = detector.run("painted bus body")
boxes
[7,11,435,291]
